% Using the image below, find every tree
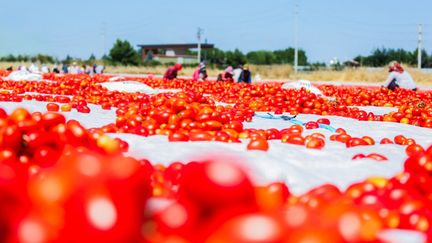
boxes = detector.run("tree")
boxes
[63,55,73,64]
[206,48,226,66]
[88,54,96,62]
[109,39,140,66]
[246,51,276,65]
[225,49,246,67]
[353,48,432,67]
[273,48,308,65]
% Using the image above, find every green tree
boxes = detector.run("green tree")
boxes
[246,51,276,65]
[206,48,226,66]
[109,39,140,66]
[225,49,246,67]
[273,48,308,65]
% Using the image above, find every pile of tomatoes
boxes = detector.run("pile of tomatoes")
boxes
[0,72,432,241]
[0,107,431,241]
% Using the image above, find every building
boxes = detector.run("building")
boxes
[137,43,215,64]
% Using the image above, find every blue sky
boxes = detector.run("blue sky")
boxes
[1,0,431,62]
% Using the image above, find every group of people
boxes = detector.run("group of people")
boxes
[163,60,418,91]
[163,62,253,84]
[7,62,105,75]
[216,65,252,83]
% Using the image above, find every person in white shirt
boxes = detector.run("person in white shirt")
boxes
[41,64,49,73]
[232,65,243,82]
[383,61,417,91]
[29,63,40,73]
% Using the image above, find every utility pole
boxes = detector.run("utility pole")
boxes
[294,0,299,73]
[418,24,423,70]
[197,27,204,63]
[102,22,107,58]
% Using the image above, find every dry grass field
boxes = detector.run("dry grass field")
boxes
[1,62,431,84]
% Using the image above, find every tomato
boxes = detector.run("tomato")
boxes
[282,134,305,145]
[41,112,66,129]
[406,144,425,156]
[0,125,21,151]
[305,137,325,149]
[380,138,394,144]
[394,135,407,145]
[46,103,60,112]
[366,153,388,161]
[336,134,351,143]
[247,139,269,151]
[352,154,366,160]
[362,136,375,145]
[305,121,319,130]
[317,118,330,125]
[169,132,189,142]
[206,213,285,243]
[189,131,212,141]
[346,138,369,148]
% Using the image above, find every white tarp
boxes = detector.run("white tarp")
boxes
[5,70,42,81]
[100,81,156,93]
[282,80,323,96]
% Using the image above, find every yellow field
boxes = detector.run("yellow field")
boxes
[1,62,431,84]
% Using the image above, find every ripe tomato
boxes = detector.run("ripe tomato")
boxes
[247,139,269,151]
[366,153,388,161]
[305,121,319,130]
[169,132,189,142]
[46,103,60,112]
[305,137,325,149]
[406,144,425,156]
[346,138,369,148]
[317,118,330,125]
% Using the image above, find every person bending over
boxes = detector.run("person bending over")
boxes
[164,63,183,80]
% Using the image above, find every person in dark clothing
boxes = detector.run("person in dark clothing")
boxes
[62,64,69,74]
[52,66,60,74]
[163,63,183,80]
[216,66,234,82]
[239,65,252,84]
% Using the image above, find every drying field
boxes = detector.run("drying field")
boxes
[0,69,431,242]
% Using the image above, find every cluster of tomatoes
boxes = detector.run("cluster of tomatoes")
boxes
[1,106,431,241]
[0,72,432,241]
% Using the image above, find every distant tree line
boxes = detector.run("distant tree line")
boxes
[191,47,308,67]
[0,54,58,64]
[354,48,432,68]
[106,39,309,67]
[0,53,103,66]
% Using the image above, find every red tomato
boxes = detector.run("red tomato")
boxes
[305,121,319,130]
[169,132,189,142]
[46,103,60,112]
[247,139,269,151]
[305,137,325,149]
[406,144,425,156]
[366,153,388,161]
[346,138,369,148]
[317,118,330,125]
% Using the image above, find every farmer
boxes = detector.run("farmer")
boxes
[216,66,234,82]
[192,62,208,81]
[164,63,183,80]
[383,61,417,91]
[239,65,252,84]
[62,63,69,73]
[233,64,243,82]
